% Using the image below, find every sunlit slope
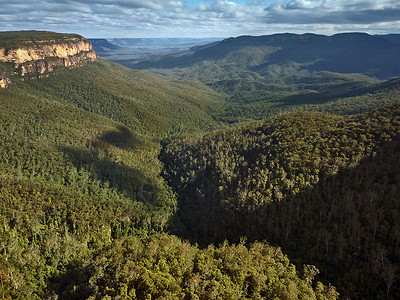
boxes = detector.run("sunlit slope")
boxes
[23,58,225,136]
[0,77,175,219]
[0,75,174,297]
[0,56,227,239]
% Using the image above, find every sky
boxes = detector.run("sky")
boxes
[1,0,400,38]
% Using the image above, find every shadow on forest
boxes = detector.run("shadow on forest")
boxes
[61,127,157,207]
[166,136,400,299]
[47,260,97,300]
[96,125,144,150]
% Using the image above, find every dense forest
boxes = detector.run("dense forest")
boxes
[161,103,400,299]
[1,31,400,299]
[0,57,338,299]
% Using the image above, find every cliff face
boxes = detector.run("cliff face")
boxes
[0,74,10,88]
[0,34,97,87]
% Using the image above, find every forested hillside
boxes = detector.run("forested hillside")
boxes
[23,58,224,136]
[161,103,400,299]
[0,55,338,299]
[2,31,400,299]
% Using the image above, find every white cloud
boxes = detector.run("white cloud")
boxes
[74,0,184,10]
[263,0,400,24]
[270,0,400,11]
[267,0,400,14]
[0,0,400,37]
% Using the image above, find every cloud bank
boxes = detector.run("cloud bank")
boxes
[265,0,400,24]
[0,0,399,37]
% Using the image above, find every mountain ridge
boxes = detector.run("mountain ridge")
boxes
[130,32,400,78]
[109,32,400,122]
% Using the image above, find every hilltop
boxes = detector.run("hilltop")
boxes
[0,31,84,48]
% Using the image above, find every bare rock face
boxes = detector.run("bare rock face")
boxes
[0,73,10,88]
[0,33,97,87]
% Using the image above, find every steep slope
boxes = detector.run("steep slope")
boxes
[23,58,225,136]
[0,32,338,299]
[0,78,175,298]
[161,102,400,299]
[0,43,225,232]
[89,38,136,62]
[90,38,121,51]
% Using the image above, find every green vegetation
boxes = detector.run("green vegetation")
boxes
[0,57,337,299]
[0,31,83,49]
[0,58,200,297]
[137,63,384,122]
[24,58,224,136]
[113,33,400,122]
[215,76,400,122]
[53,235,337,299]
[2,31,400,299]
[0,175,336,299]
[161,103,400,299]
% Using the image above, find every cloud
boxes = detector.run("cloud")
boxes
[0,0,400,38]
[72,0,184,10]
[264,0,400,24]
[196,0,265,18]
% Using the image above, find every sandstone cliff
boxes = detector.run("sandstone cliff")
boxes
[0,74,10,88]
[0,32,97,87]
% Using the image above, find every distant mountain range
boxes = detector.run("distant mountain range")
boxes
[90,38,121,51]
[127,33,400,78]
[106,37,223,49]
[90,37,223,61]
[101,32,399,121]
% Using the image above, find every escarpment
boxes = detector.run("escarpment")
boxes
[0,31,97,87]
[0,72,10,88]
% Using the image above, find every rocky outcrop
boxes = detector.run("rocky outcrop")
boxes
[0,35,97,87]
[0,73,10,88]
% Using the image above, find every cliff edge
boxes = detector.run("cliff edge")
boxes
[0,31,97,87]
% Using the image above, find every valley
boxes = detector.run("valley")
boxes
[90,37,222,64]
[0,30,400,299]
[108,33,400,122]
